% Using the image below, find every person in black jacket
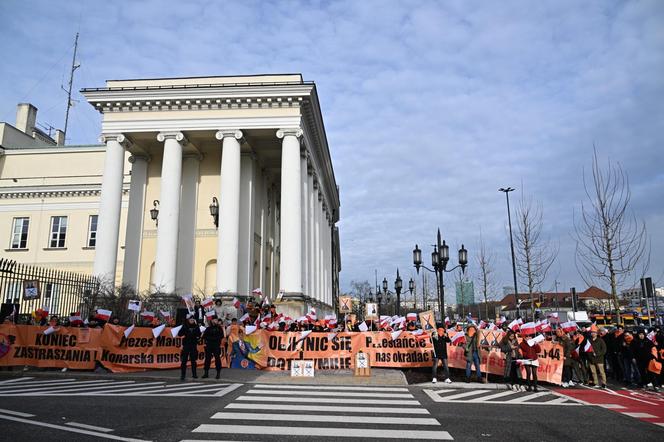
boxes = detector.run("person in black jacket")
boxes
[178,315,202,380]
[431,324,452,384]
[632,329,654,388]
[202,317,225,379]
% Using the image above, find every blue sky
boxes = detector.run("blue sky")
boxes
[1,0,662,302]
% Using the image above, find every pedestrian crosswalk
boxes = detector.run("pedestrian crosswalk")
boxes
[0,377,241,397]
[184,383,453,440]
[423,387,583,406]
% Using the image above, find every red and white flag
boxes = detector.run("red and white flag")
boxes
[547,312,560,323]
[201,297,214,308]
[571,345,580,358]
[496,316,506,326]
[239,313,249,322]
[444,316,451,326]
[406,313,417,322]
[584,340,594,353]
[160,310,171,319]
[233,297,241,309]
[69,313,83,326]
[487,322,498,331]
[95,309,112,321]
[140,311,155,322]
[647,331,656,343]
[507,319,520,332]
[539,320,552,333]
[306,308,317,322]
[450,331,465,344]
[124,324,135,338]
[561,321,578,333]
[205,311,216,319]
[478,320,487,329]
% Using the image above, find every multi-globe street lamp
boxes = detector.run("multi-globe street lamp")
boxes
[381,270,414,316]
[413,229,468,321]
[499,187,520,319]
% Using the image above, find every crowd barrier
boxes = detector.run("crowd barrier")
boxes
[0,325,563,384]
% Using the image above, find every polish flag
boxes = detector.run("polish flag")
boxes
[170,325,182,337]
[140,311,155,322]
[306,308,317,322]
[450,331,465,344]
[160,310,171,319]
[267,322,279,330]
[201,297,214,308]
[328,319,337,328]
[571,345,580,358]
[561,321,578,333]
[520,322,537,335]
[273,313,284,323]
[507,319,520,332]
[487,323,497,331]
[406,313,417,322]
[262,313,273,324]
[584,340,594,353]
[252,288,262,295]
[496,316,506,326]
[239,313,250,322]
[69,313,83,326]
[95,309,112,321]
[444,316,451,326]
[152,323,166,338]
[647,331,656,343]
[478,320,487,329]
[232,297,241,309]
[205,311,216,319]
[539,321,552,333]
[547,312,560,323]
[124,324,135,338]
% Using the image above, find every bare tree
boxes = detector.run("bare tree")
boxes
[574,148,647,321]
[514,192,558,316]
[475,230,496,320]
[349,280,372,316]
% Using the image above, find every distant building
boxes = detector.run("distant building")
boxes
[455,280,475,306]
[620,286,664,308]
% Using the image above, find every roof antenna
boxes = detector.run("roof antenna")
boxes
[62,32,80,144]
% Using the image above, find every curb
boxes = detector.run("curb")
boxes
[411,381,513,390]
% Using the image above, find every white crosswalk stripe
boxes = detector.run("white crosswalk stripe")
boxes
[0,377,242,397]
[184,384,454,441]
[423,388,583,406]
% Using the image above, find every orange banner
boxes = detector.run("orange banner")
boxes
[0,324,100,370]
[0,326,563,383]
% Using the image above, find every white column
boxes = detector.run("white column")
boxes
[175,154,200,293]
[215,129,243,295]
[154,132,184,293]
[122,154,148,289]
[308,173,315,302]
[237,153,256,298]
[314,189,322,302]
[300,154,309,299]
[325,214,331,306]
[94,133,128,285]
[277,128,304,295]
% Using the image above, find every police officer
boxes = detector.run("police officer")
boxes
[178,314,202,380]
[202,316,225,379]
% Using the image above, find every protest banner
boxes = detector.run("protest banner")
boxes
[338,296,353,313]
[0,324,100,369]
[0,325,563,384]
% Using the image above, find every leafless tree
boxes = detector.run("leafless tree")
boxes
[514,192,558,316]
[574,148,647,321]
[475,230,496,320]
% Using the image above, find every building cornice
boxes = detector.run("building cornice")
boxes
[0,183,130,199]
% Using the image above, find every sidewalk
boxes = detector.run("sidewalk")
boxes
[0,367,408,386]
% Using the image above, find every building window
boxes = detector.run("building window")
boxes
[11,217,29,249]
[87,215,98,247]
[49,216,67,248]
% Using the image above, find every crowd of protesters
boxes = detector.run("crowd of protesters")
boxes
[3,296,664,390]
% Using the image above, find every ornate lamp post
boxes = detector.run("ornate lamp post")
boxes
[413,229,467,321]
[499,187,520,319]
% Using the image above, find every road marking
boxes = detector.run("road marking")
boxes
[192,424,453,440]
[509,392,551,403]
[226,403,430,414]
[0,380,117,394]
[252,384,409,392]
[213,383,242,397]
[434,389,491,400]
[0,413,151,442]
[245,388,413,398]
[0,378,76,387]
[114,383,216,395]
[65,421,114,432]
[0,408,35,417]
[211,412,440,425]
[465,390,520,402]
[235,395,420,405]
[622,412,656,418]
[69,382,166,395]
[0,377,35,385]
[24,381,139,395]
[598,404,626,409]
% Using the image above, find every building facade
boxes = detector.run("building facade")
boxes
[455,279,474,306]
[0,74,341,318]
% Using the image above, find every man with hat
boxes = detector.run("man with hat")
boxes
[178,314,202,380]
[202,316,225,379]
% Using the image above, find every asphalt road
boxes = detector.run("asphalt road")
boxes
[0,376,662,441]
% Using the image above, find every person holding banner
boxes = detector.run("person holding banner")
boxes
[178,315,202,380]
[519,334,542,392]
[202,317,225,379]
[464,324,485,383]
[432,325,451,384]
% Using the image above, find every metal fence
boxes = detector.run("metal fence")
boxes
[0,258,100,319]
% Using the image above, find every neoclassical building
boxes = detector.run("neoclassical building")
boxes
[0,74,341,317]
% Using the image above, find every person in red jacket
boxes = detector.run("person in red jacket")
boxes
[519,335,542,392]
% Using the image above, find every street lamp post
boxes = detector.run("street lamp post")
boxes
[499,187,521,319]
[413,229,468,321]
[381,270,413,316]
